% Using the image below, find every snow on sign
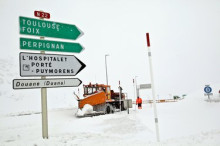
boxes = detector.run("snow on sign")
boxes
[19,52,86,77]
[13,78,82,89]
[19,16,83,40]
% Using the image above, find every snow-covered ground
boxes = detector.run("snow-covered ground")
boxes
[1,88,220,145]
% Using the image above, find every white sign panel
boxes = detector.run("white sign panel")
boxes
[13,78,82,89]
[20,52,85,76]
[138,84,151,89]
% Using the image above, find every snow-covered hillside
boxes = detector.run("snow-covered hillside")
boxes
[0,82,220,145]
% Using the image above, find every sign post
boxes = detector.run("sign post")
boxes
[133,79,136,110]
[118,81,123,112]
[39,14,48,139]
[146,33,160,142]
[14,10,85,139]
[41,73,48,139]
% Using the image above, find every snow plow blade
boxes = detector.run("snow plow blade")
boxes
[78,91,106,109]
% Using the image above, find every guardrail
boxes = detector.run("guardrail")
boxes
[132,99,181,104]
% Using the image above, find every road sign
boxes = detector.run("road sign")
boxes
[138,84,151,89]
[19,16,83,40]
[20,52,86,77]
[13,78,82,89]
[20,38,84,53]
[34,11,50,19]
[204,86,212,94]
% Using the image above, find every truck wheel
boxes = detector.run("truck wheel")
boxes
[106,105,111,114]
[105,104,113,114]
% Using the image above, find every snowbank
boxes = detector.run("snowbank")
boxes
[75,104,94,117]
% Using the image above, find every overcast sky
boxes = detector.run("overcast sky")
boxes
[0,0,219,100]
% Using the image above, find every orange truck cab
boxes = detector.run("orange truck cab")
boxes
[78,83,127,114]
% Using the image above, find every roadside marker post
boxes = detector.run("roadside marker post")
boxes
[146,33,160,142]
[135,76,138,110]
[119,81,122,112]
[133,79,136,111]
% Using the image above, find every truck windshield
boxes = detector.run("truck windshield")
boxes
[84,87,97,95]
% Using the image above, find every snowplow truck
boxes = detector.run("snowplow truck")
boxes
[78,83,129,114]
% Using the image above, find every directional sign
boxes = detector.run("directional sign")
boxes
[204,86,212,94]
[20,38,84,53]
[20,52,86,77]
[19,16,83,40]
[13,78,82,89]
[34,11,50,19]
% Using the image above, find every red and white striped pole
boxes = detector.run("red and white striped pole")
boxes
[146,33,160,142]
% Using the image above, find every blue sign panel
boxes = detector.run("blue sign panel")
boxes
[204,86,212,93]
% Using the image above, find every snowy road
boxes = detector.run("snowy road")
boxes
[0,107,155,145]
[1,93,220,146]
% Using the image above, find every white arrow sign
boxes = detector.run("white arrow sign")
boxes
[20,52,86,76]
[13,78,82,89]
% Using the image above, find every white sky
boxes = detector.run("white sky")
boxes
[0,0,220,99]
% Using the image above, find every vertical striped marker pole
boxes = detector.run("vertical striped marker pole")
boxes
[146,33,160,142]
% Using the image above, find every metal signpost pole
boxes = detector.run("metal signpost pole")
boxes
[41,72,48,139]
[39,13,48,139]
[105,54,109,85]
[133,79,136,110]
[135,76,138,110]
[119,81,121,112]
[146,33,160,142]
[135,76,139,98]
